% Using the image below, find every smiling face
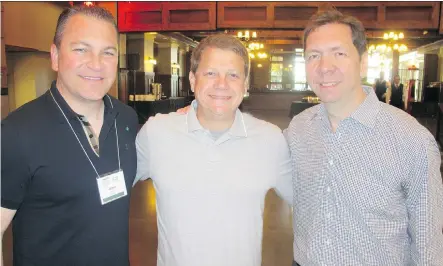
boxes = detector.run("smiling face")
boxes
[50,14,118,104]
[304,23,367,106]
[189,47,247,119]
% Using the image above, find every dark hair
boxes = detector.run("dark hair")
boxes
[190,34,250,83]
[304,9,367,57]
[53,5,117,48]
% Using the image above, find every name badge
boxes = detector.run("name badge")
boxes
[96,170,128,205]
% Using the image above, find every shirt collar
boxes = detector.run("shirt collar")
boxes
[313,86,380,129]
[186,100,248,138]
[48,80,117,122]
[349,86,380,129]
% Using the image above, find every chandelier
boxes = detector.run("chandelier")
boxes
[368,31,408,54]
[236,30,267,59]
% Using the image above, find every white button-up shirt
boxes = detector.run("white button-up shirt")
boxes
[286,87,443,265]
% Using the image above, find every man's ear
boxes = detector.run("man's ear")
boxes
[50,44,59,72]
[189,71,195,92]
[360,51,368,79]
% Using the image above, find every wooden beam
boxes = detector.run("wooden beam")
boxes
[185,29,440,41]
[162,2,216,31]
[440,2,443,35]
[265,39,302,45]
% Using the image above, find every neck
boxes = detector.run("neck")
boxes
[324,87,367,132]
[196,108,236,131]
[56,80,104,120]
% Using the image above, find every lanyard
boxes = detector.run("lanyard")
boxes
[50,90,121,178]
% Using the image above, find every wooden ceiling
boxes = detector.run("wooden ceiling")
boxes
[118,1,443,52]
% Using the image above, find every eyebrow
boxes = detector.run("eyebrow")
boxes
[306,46,344,54]
[71,41,117,52]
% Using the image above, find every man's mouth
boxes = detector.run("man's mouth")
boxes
[80,75,104,81]
[320,82,339,87]
[210,95,231,100]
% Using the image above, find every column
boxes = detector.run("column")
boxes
[178,47,187,97]
[156,42,172,98]
[392,49,399,80]
[143,33,156,94]
[118,33,128,103]
[170,42,179,97]
[1,3,9,118]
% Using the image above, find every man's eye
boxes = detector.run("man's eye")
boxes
[307,54,319,60]
[73,48,86,53]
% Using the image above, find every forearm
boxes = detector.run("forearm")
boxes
[408,138,443,264]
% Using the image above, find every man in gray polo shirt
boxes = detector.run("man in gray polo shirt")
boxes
[134,34,293,266]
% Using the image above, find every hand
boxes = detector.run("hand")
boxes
[177,105,191,114]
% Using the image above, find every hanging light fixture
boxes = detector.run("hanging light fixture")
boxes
[369,31,408,55]
[236,30,267,60]
[83,1,95,6]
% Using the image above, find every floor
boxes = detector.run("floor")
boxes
[2,109,440,266]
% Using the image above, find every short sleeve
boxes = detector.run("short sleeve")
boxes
[1,119,31,210]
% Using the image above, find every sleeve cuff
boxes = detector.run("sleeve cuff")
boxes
[1,198,20,210]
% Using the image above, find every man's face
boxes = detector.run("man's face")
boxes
[305,23,367,105]
[189,47,247,118]
[50,14,118,103]
[394,76,400,84]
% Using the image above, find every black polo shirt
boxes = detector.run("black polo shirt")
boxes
[1,81,138,266]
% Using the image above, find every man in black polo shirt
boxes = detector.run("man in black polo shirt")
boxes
[1,6,138,266]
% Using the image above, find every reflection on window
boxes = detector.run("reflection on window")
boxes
[367,53,391,84]
[267,51,311,91]
[294,53,306,83]
[292,50,309,91]
[270,63,283,83]
[271,56,283,62]
[270,84,283,90]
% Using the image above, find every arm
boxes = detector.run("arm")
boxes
[274,130,293,205]
[405,134,443,265]
[401,84,406,109]
[133,120,153,185]
[385,81,392,103]
[1,208,16,266]
[1,120,31,266]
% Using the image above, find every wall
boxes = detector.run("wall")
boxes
[250,61,270,89]
[439,47,443,82]
[7,52,56,109]
[3,2,63,52]
[3,2,120,112]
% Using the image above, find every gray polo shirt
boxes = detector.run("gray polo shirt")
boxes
[135,101,292,266]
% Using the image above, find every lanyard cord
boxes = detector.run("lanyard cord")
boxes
[50,90,121,178]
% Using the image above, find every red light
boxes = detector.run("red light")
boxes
[83,1,94,7]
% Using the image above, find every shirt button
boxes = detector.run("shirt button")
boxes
[326,187,331,193]
[328,159,334,166]
[325,239,331,245]
[326,213,331,219]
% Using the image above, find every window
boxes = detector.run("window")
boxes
[266,51,312,91]
[270,56,284,90]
